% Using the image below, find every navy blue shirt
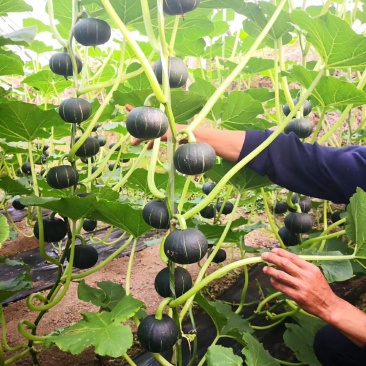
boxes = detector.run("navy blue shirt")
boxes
[238,130,366,204]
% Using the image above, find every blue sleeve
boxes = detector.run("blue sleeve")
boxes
[238,130,366,204]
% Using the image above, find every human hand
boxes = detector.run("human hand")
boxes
[261,248,337,319]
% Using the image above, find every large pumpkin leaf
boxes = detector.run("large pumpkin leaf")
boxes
[23,70,72,95]
[206,345,243,366]
[291,11,366,69]
[0,176,32,196]
[0,49,24,75]
[0,0,32,15]
[0,26,37,46]
[0,101,61,142]
[0,214,9,246]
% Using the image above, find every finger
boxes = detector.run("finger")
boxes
[268,277,303,302]
[262,248,310,272]
[125,104,134,112]
[263,265,300,289]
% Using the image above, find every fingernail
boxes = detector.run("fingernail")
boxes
[261,252,269,259]
[262,266,268,273]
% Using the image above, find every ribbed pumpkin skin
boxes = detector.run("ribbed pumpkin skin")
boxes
[274,201,288,214]
[202,182,216,195]
[58,98,92,124]
[83,219,97,232]
[75,137,100,158]
[34,217,67,242]
[173,142,216,175]
[153,57,188,88]
[154,266,192,297]
[142,200,170,229]
[278,226,300,246]
[284,118,313,138]
[164,228,208,264]
[163,0,201,15]
[289,194,312,213]
[49,52,82,79]
[73,18,111,46]
[284,212,313,234]
[216,201,234,215]
[200,205,215,219]
[126,107,169,139]
[283,99,312,117]
[46,165,79,189]
[137,314,178,353]
[66,245,99,269]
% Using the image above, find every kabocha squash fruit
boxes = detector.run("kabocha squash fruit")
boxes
[278,226,300,246]
[289,194,312,213]
[75,137,100,158]
[21,162,31,175]
[49,51,82,79]
[202,182,216,195]
[12,198,25,210]
[34,217,67,243]
[46,165,79,189]
[83,219,97,232]
[73,18,111,46]
[66,245,99,269]
[212,248,227,263]
[163,0,201,15]
[200,205,215,219]
[142,200,170,229]
[284,118,313,139]
[95,135,107,147]
[216,201,234,215]
[284,212,313,234]
[173,142,216,175]
[153,57,189,88]
[126,106,169,139]
[137,314,179,353]
[58,98,92,124]
[274,201,288,214]
[154,266,192,297]
[164,228,208,264]
[283,99,312,117]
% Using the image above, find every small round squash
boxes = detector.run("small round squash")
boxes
[212,249,227,263]
[21,162,31,175]
[75,137,100,158]
[83,219,97,232]
[137,314,178,353]
[200,205,215,219]
[278,226,300,246]
[289,194,312,213]
[274,201,288,214]
[12,198,26,210]
[46,165,79,189]
[58,98,92,124]
[95,135,107,147]
[154,266,192,298]
[34,217,67,243]
[163,0,201,15]
[66,245,99,269]
[126,106,169,140]
[283,99,312,117]
[216,201,234,215]
[153,57,188,88]
[142,200,170,229]
[49,51,82,79]
[73,18,111,46]
[202,182,216,195]
[173,142,216,175]
[284,118,313,139]
[164,228,208,264]
[284,212,313,234]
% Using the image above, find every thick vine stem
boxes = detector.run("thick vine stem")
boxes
[100,0,166,104]
[47,0,67,48]
[4,348,30,366]
[148,137,166,199]
[140,0,159,52]
[187,0,288,132]
[172,214,187,230]
[126,238,138,296]
[155,297,173,321]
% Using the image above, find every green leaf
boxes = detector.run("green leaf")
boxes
[23,70,72,95]
[27,40,54,54]
[283,313,325,366]
[317,251,353,283]
[109,294,145,322]
[0,49,24,75]
[242,332,281,366]
[125,63,150,90]
[0,175,32,196]
[289,66,366,109]
[0,214,9,245]
[0,256,31,302]
[346,188,366,259]
[51,0,73,39]
[89,199,151,238]
[0,101,61,142]
[0,0,32,15]
[170,90,207,122]
[0,26,37,46]
[291,11,366,69]
[48,312,133,357]
[207,345,243,366]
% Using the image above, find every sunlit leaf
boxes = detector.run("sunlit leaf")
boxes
[0,0,32,15]
[0,26,37,46]
[23,71,72,95]
[207,345,242,366]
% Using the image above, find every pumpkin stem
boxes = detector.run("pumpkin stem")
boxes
[155,297,173,320]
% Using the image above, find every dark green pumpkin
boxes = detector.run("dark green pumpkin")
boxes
[46,165,79,189]
[83,219,97,232]
[137,314,178,353]
[278,226,300,246]
[95,135,107,147]
[34,217,67,242]
[163,0,201,15]
[283,99,312,117]
[284,118,313,139]
[126,106,169,139]
[153,57,188,88]
[212,249,227,263]
[49,51,82,79]
[202,182,216,195]
[21,162,31,175]
[289,194,312,213]
[154,266,192,298]
[73,18,111,46]
[284,212,312,233]
[164,228,208,264]
[142,200,170,229]
[66,245,99,269]
[58,98,92,124]
[75,137,100,158]
[200,205,215,219]
[173,142,216,175]
[216,201,234,215]
[12,198,26,210]
[274,201,288,214]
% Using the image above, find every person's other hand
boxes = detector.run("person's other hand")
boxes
[261,248,337,318]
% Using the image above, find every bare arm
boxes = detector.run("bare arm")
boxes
[261,248,366,347]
